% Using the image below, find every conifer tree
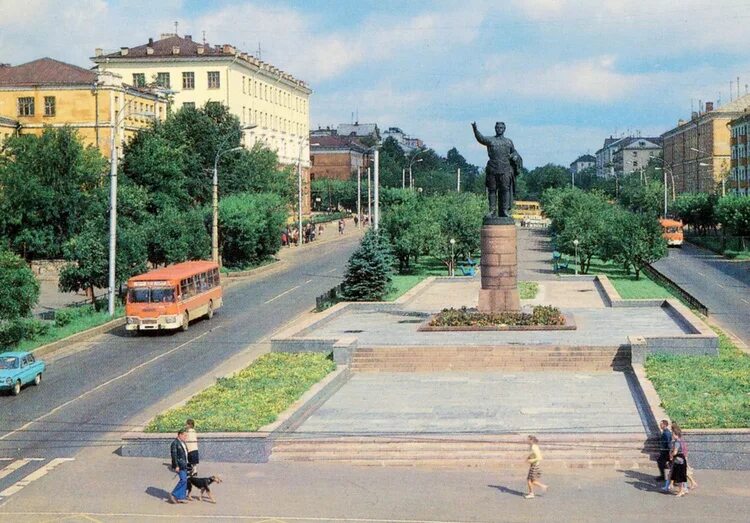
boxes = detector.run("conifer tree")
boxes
[341,231,394,301]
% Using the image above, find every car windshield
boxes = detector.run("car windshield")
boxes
[0,357,19,369]
[128,287,175,303]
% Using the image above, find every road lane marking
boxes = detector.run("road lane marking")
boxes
[0,328,219,443]
[326,268,338,273]
[304,279,313,284]
[0,459,34,481]
[0,458,74,499]
[742,298,750,305]
[264,285,301,304]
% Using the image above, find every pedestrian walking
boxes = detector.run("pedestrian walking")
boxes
[169,429,190,504]
[185,419,199,475]
[656,419,672,491]
[318,223,324,238]
[524,435,548,499]
[353,215,359,227]
[670,425,689,497]
[338,219,345,235]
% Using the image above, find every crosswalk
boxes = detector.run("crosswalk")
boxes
[0,457,74,504]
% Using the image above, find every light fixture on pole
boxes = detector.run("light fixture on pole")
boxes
[573,239,579,276]
[409,155,424,190]
[449,238,456,277]
[107,105,156,317]
[212,124,257,263]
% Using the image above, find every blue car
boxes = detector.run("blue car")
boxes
[0,351,46,396]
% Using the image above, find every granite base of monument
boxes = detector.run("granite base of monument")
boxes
[478,220,520,313]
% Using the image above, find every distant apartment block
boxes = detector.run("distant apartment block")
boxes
[662,96,750,195]
[0,57,167,157]
[595,136,661,178]
[382,126,423,153]
[570,154,595,174]
[337,122,379,143]
[728,111,750,196]
[310,134,370,182]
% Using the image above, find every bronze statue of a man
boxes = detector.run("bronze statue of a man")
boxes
[471,121,522,219]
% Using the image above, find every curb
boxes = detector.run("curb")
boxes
[31,317,126,359]
[223,258,285,280]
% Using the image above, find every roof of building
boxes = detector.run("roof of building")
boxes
[715,93,750,113]
[574,154,596,163]
[618,137,662,149]
[0,57,97,87]
[337,123,379,137]
[311,134,369,153]
[94,34,309,90]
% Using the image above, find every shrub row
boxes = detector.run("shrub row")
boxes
[430,305,565,327]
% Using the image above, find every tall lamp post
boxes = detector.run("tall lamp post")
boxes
[408,151,425,190]
[212,124,257,263]
[573,239,579,276]
[449,238,456,277]
[107,104,156,317]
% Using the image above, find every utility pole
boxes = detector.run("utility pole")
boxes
[357,166,362,227]
[367,167,372,224]
[402,168,405,189]
[374,149,380,231]
[571,169,575,188]
[457,168,461,192]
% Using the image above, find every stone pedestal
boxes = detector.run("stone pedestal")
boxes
[478,222,520,312]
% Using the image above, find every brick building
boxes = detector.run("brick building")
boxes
[309,134,370,182]
[662,96,750,195]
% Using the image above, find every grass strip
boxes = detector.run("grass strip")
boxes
[23,306,124,353]
[645,328,750,429]
[145,353,336,433]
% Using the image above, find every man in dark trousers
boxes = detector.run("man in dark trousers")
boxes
[169,429,190,504]
[656,419,672,491]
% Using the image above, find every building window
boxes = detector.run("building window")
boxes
[208,71,220,89]
[182,72,195,90]
[17,97,34,116]
[156,72,170,88]
[44,96,56,117]
[183,102,196,110]
[132,73,146,87]
[242,76,246,94]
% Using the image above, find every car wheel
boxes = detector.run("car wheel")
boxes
[33,373,42,386]
[207,301,214,320]
[11,380,21,396]
[181,313,189,332]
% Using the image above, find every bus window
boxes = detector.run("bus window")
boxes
[129,288,150,303]
[151,287,175,303]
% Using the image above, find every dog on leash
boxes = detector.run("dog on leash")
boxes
[186,474,222,503]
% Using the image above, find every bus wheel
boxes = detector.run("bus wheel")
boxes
[207,301,214,320]
[181,313,189,332]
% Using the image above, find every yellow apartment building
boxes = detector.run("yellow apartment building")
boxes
[92,34,312,211]
[728,111,750,196]
[662,95,750,195]
[0,58,167,158]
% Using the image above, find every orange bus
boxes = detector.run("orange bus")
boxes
[125,261,222,332]
[659,218,684,247]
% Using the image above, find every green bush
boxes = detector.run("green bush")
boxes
[0,250,40,321]
[54,304,95,327]
[219,192,287,269]
[0,318,50,347]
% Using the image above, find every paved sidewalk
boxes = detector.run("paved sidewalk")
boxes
[1,445,748,522]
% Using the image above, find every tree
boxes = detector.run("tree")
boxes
[0,250,39,320]
[224,143,295,204]
[673,193,718,234]
[218,193,286,268]
[610,211,667,279]
[716,195,750,251]
[146,207,210,267]
[523,164,571,200]
[381,194,438,273]
[0,128,106,259]
[341,231,394,301]
[429,193,484,272]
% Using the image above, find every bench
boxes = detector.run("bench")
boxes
[552,251,569,272]
[458,257,478,277]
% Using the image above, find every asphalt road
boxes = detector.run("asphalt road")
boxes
[652,242,750,346]
[0,235,359,499]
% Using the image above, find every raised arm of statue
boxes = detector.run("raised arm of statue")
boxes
[472,122,490,146]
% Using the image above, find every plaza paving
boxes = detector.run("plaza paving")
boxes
[297,371,647,435]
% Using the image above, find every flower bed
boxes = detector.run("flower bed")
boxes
[420,305,573,332]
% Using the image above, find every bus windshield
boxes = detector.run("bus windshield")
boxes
[128,287,175,303]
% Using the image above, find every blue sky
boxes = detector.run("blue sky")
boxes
[2,0,750,168]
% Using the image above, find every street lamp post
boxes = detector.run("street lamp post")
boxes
[212,124,257,263]
[374,148,380,231]
[357,165,362,227]
[408,155,424,190]
[107,103,156,317]
[573,239,580,276]
[449,238,456,277]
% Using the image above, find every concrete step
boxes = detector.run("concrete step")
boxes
[268,456,652,469]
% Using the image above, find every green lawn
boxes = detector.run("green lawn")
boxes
[145,353,336,433]
[384,256,539,302]
[687,235,750,260]
[645,328,750,428]
[220,256,277,274]
[558,258,673,300]
[22,306,124,353]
